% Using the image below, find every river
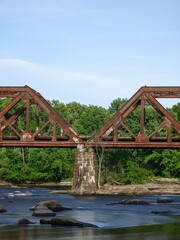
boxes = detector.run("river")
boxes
[0,186,180,239]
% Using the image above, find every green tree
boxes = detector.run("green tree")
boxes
[109,98,127,113]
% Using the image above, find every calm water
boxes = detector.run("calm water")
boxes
[0,187,180,239]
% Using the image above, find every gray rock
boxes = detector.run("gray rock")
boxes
[120,199,150,205]
[151,210,172,215]
[0,205,7,213]
[40,218,98,228]
[157,197,174,203]
[32,204,56,217]
[106,202,120,206]
[107,199,150,205]
[18,218,35,225]
[30,200,72,212]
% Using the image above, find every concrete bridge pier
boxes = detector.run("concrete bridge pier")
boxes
[72,144,98,194]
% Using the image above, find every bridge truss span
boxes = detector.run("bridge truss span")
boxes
[89,86,180,149]
[0,86,179,149]
[0,86,80,147]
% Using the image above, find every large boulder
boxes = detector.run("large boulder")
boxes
[30,200,72,212]
[0,205,7,213]
[32,204,56,217]
[40,218,98,228]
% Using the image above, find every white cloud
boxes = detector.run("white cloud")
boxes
[0,58,122,106]
[0,58,179,108]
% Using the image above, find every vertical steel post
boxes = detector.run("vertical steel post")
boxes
[0,122,2,141]
[26,98,30,133]
[113,126,118,143]
[140,97,146,135]
[36,105,40,131]
[52,123,57,141]
[167,124,172,143]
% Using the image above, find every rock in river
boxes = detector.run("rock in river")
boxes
[107,199,150,205]
[30,200,72,212]
[157,197,174,203]
[151,210,172,215]
[32,204,56,217]
[18,218,35,225]
[0,205,7,213]
[121,199,150,205]
[40,218,98,228]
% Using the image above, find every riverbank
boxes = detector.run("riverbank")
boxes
[50,178,180,196]
[1,178,180,196]
[95,179,180,196]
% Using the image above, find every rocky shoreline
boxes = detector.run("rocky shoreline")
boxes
[95,182,180,196]
[50,178,180,196]
[1,178,180,196]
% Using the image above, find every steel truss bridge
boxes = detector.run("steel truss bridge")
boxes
[0,86,179,149]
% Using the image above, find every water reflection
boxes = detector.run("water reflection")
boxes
[1,223,180,240]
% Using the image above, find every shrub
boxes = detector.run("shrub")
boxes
[123,161,153,184]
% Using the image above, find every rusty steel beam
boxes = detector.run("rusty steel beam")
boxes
[0,141,79,148]
[1,103,29,132]
[90,142,180,149]
[140,97,146,135]
[0,139,179,149]
[0,93,25,119]
[141,86,180,98]
[0,86,32,98]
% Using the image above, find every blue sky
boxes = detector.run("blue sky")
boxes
[0,0,179,108]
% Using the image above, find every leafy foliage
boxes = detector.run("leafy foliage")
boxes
[0,98,179,184]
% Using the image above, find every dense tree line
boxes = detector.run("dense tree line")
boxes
[0,98,179,184]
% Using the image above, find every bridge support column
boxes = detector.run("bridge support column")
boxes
[72,144,98,194]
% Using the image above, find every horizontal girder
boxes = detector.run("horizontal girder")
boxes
[139,86,180,98]
[0,140,179,149]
